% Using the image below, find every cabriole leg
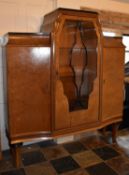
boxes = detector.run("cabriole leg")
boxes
[101,127,107,137]
[112,123,120,143]
[10,143,22,168]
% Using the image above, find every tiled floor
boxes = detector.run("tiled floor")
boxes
[1,129,129,175]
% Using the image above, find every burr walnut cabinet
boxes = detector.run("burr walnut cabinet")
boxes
[3,8,125,166]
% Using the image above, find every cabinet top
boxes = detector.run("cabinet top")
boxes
[41,8,100,34]
[3,33,50,46]
[44,8,98,17]
[103,37,125,48]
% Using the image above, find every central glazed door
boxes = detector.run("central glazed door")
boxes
[54,16,102,130]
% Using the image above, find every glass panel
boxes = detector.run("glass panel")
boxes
[59,20,98,112]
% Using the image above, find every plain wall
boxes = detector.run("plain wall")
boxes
[57,0,129,13]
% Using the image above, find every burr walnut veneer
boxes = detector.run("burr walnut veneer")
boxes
[3,8,125,166]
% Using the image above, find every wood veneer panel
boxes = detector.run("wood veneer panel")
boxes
[102,37,125,121]
[5,34,52,140]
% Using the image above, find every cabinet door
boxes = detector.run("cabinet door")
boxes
[7,45,51,140]
[102,39,124,121]
[54,18,101,130]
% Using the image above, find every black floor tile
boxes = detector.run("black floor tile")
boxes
[2,150,11,159]
[93,146,120,160]
[22,150,46,166]
[63,141,87,154]
[38,140,57,148]
[86,162,118,175]
[51,156,80,174]
[1,168,26,175]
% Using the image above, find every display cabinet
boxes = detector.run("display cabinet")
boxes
[3,8,125,167]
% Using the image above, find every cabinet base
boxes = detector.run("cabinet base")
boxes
[10,122,121,168]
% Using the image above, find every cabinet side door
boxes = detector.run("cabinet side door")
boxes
[5,34,51,143]
[102,37,125,122]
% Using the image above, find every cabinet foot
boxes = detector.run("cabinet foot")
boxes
[101,127,107,137]
[10,143,22,168]
[112,123,120,143]
[0,152,2,160]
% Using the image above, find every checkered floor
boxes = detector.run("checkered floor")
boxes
[0,129,129,175]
